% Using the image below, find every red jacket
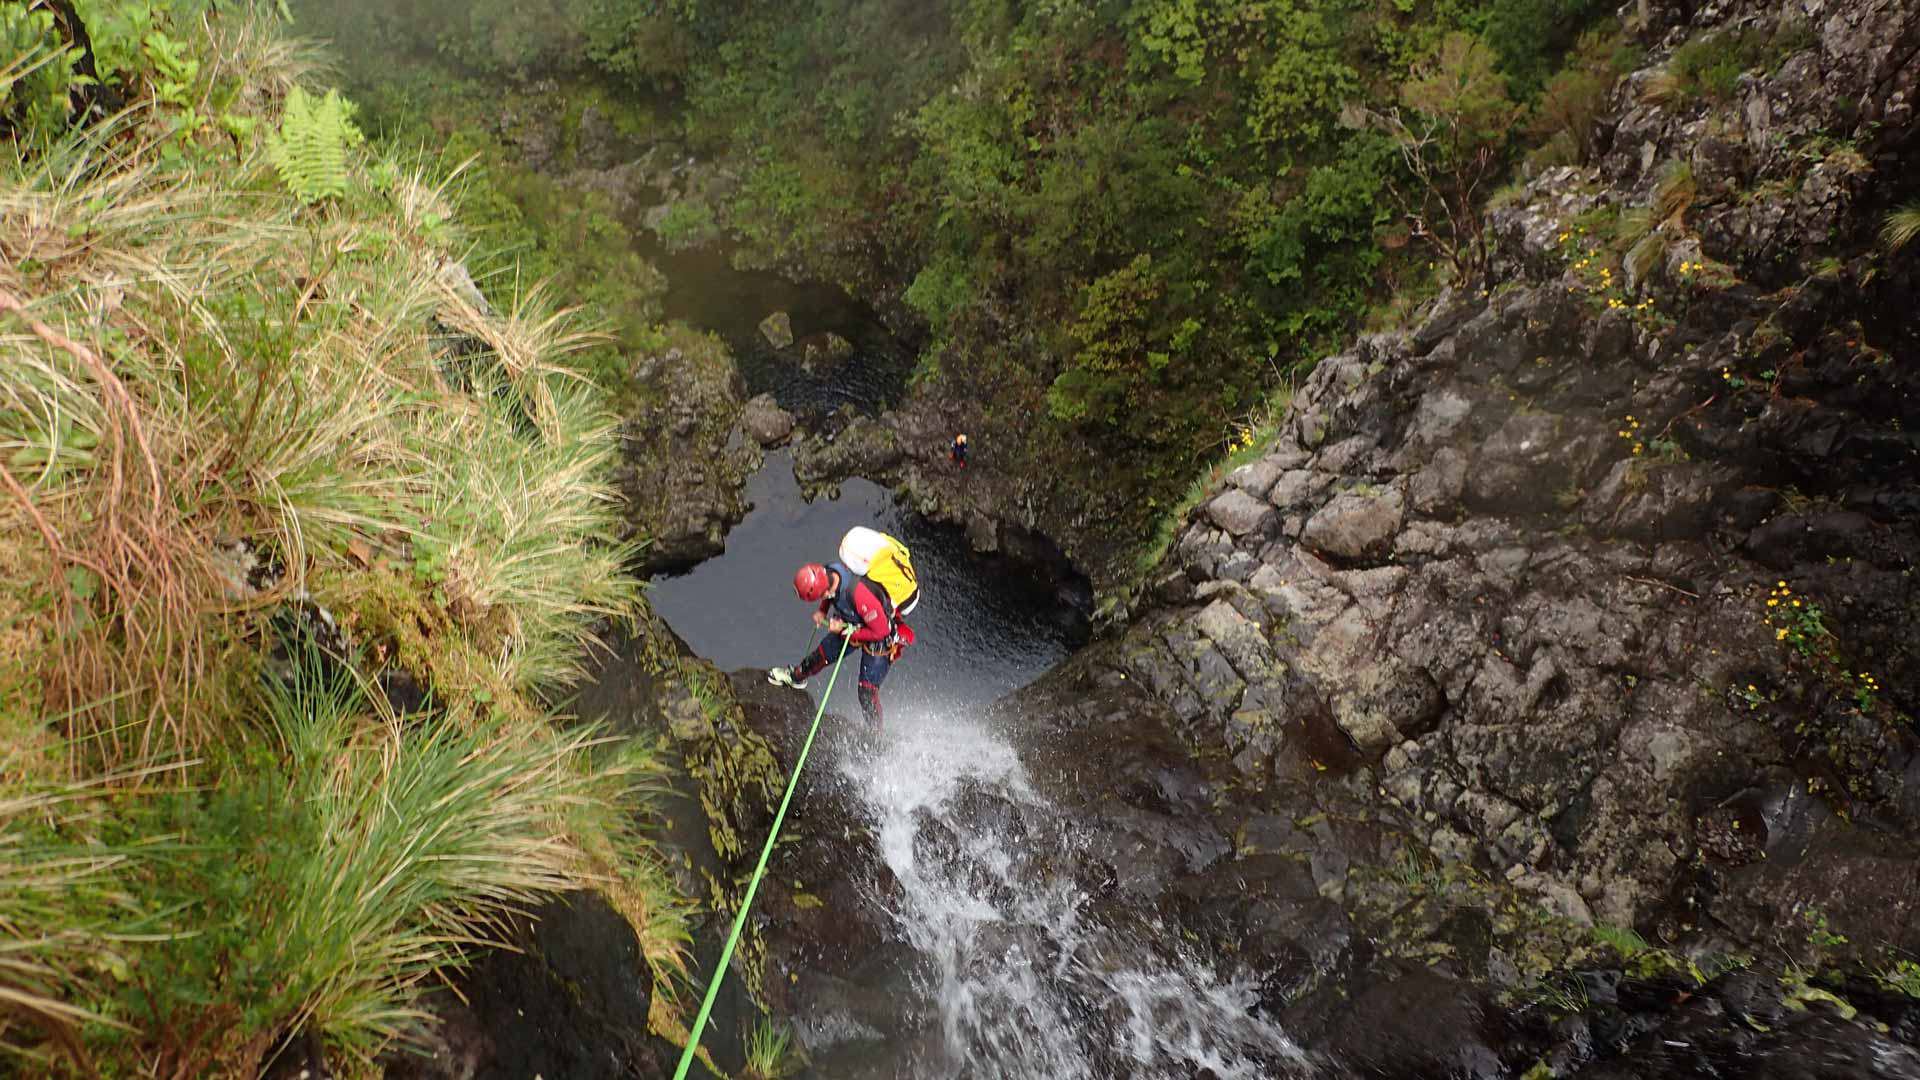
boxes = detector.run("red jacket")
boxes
[820,579,892,644]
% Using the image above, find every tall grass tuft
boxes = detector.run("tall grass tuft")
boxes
[1132,380,1295,582]
[1883,201,1920,255]
[1,12,638,758]
[1,5,682,1074]
[0,761,190,1074]
[742,1017,804,1080]
[96,643,675,1073]
[258,658,624,1066]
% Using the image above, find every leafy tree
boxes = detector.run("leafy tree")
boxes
[1375,32,1520,278]
[1246,1,1358,146]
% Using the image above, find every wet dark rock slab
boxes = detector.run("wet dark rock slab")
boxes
[387,893,667,1080]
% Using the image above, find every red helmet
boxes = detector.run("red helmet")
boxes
[794,564,830,602]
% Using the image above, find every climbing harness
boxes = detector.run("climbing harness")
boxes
[671,633,852,1080]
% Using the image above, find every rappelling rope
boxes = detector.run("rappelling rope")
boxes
[672,632,853,1080]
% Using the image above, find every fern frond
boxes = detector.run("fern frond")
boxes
[266,86,364,204]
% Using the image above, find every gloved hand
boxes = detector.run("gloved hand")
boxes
[811,610,827,628]
[828,618,855,638]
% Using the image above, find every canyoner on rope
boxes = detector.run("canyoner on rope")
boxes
[767,526,919,727]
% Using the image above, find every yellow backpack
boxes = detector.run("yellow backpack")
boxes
[865,534,917,611]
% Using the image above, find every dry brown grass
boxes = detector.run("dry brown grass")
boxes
[0,288,231,764]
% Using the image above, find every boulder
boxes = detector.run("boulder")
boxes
[1228,457,1287,500]
[740,392,795,447]
[1301,488,1404,562]
[759,310,794,349]
[388,893,664,1080]
[1206,489,1277,538]
[1333,661,1445,754]
[799,331,855,372]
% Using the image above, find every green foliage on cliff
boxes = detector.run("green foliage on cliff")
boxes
[0,7,682,1073]
[633,0,1613,533]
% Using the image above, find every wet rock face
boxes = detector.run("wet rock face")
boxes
[388,893,665,1080]
[723,674,916,1046]
[614,334,762,572]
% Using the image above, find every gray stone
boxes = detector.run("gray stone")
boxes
[759,311,794,349]
[1332,661,1445,753]
[1185,641,1247,717]
[1402,387,1474,450]
[1205,489,1277,538]
[1228,458,1286,499]
[1193,599,1279,683]
[1410,448,1468,515]
[1217,551,1259,583]
[1315,435,1378,475]
[1466,412,1568,513]
[1301,488,1405,562]
[1267,469,1328,511]
[739,393,795,447]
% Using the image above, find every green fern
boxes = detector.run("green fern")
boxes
[1882,201,1920,255]
[265,86,364,204]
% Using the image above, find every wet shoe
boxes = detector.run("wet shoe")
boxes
[766,666,806,689]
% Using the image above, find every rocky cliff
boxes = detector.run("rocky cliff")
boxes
[1104,0,1919,978]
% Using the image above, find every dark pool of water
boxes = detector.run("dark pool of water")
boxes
[636,236,915,418]
[647,451,1085,724]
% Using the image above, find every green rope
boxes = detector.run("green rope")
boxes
[673,633,853,1080]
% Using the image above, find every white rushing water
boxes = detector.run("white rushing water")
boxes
[835,703,1313,1079]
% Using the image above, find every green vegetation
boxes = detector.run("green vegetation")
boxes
[1883,201,1920,254]
[1,4,685,1073]
[265,86,366,202]
[289,0,1623,571]
[655,0,1620,553]
[1643,17,1815,106]
[741,1016,804,1079]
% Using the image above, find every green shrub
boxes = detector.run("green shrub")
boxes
[1475,0,1614,98]
[0,5,74,145]
[1667,25,1777,102]
[1529,65,1609,163]
[652,197,721,251]
[1,16,685,1072]
[94,649,666,1071]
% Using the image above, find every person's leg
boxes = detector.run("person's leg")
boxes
[792,636,843,681]
[856,647,893,727]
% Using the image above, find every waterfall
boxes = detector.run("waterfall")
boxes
[828,705,1314,1078]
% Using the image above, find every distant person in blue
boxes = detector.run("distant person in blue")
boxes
[950,433,968,469]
